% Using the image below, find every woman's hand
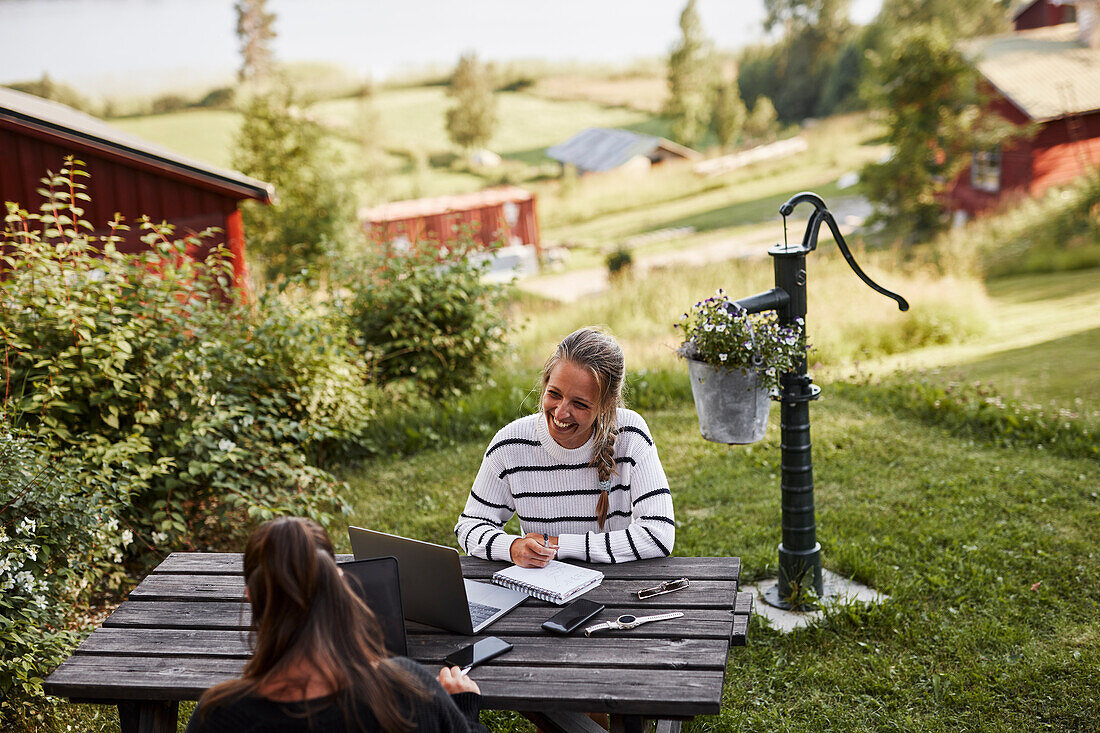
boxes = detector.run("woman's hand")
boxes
[509,533,558,567]
[438,665,480,695]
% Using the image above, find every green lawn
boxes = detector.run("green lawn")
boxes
[324,266,1100,732]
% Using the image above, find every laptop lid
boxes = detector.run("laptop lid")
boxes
[337,556,408,657]
[348,526,526,634]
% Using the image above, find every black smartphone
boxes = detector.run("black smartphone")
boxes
[443,636,514,670]
[541,598,606,635]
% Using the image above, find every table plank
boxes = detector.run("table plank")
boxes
[128,574,737,609]
[46,656,724,716]
[75,627,731,670]
[105,601,736,639]
[153,553,741,583]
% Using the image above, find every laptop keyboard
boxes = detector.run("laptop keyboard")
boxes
[468,601,500,626]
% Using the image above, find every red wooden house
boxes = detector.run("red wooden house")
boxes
[0,87,274,293]
[361,186,540,259]
[1013,0,1076,31]
[950,18,1100,217]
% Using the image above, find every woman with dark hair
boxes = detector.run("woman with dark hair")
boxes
[454,327,675,567]
[185,517,486,733]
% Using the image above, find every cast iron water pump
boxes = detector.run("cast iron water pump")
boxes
[731,192,909,609]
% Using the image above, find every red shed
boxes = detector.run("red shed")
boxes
[361,186,540,259]
[0,87,274,293]
[1013,0,1076,31]
[950,22,1100,217]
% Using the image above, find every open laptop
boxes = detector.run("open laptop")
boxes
[337,556,408,657]
[348,526,528,634]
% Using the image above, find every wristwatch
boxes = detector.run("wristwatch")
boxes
[584,611,684,636]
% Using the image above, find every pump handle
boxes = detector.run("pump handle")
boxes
[779,192,909,312]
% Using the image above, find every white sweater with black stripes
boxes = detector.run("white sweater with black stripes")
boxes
[453,408,675,564]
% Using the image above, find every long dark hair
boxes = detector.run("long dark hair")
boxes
[542,327,625,528]
[199,517,424,731]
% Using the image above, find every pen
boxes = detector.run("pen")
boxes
[458,665,472,676]
[542,532,549,548]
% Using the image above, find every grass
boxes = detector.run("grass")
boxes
[507,249,991,374]
[324,372,1098,732]
[322,264,1100,732]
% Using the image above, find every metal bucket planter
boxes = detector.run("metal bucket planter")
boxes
[687,359,770,444]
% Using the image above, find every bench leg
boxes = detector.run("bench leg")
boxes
[609,714,644,733]
[523,710,609,733]
[117,700,178,733]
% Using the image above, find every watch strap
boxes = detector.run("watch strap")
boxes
[584,621,613,637]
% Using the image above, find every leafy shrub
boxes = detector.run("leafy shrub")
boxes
[344,236,509,398]
[606,246,633,279]
[1,160,369,561]
[198,86,236,109]
[0,424,100,728]
[150,93,191,114]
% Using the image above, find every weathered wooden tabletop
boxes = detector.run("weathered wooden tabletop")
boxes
[45,553,751,733]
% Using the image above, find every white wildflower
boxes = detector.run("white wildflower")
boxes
[121,529,134,547]
[703,323,714,332]
[719,353,728,362]
[716,324,726,333]
[152,531,168,544]
[218,438,237,452]
[19,517,36,535]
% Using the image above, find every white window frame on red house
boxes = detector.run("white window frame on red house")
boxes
[971,146,1002,193]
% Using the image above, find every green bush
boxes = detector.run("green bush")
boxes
[0,424,99,729]
[344,235,509,399]
[1,159,369,561]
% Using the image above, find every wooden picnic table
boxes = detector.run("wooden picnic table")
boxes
[44,553,751,733]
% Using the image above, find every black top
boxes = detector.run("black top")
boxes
[184,658,487,733]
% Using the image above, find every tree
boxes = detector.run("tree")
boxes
[761,0,852,121]
[860,24,1018,242]
[743,96,779,143]
[711,78,747,150]
[235,0,277,83]
[665,0,717,148]
[232,86,351,281]
[445,52,497,152]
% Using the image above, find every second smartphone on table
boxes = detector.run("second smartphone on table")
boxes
[541,598,605,634]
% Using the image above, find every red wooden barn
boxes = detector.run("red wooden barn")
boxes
[1013,0,1076,31]
[0,87,274,292]
[361,186,540,258]
[950,18,1100,217]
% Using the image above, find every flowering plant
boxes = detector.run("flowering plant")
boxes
[675,289,807,393]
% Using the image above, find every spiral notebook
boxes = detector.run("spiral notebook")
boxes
[491,560,604,605]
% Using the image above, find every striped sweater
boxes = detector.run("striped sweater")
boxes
[453,408,675,564]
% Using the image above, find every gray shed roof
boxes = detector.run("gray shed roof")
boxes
[0,86,274,202]
[962,22,1100,122]
[546,128,696,173]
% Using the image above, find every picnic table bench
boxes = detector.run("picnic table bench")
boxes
[44,553,751,733]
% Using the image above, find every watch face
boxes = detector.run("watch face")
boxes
[618,615,637,624]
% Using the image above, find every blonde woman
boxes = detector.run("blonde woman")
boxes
[454,328,675,567]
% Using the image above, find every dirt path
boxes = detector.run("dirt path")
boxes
[520,195,871,302]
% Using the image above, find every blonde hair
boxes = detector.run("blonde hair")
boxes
[541,327,625,528]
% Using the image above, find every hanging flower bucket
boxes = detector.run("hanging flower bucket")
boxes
[675,289,807,444]
[687,360,770,444]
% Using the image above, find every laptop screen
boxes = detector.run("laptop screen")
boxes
[338,557,408,657]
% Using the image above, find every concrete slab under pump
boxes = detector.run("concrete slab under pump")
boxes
[747,569,888,633]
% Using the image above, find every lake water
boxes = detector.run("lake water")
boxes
[3,0,881,97]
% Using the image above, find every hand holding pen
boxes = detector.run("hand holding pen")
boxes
[509,531,558,567]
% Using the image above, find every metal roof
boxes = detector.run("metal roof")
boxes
[360,186,533,223]
[546,128,695,173]
[0,87,274,202]
[963,22,1100,121]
